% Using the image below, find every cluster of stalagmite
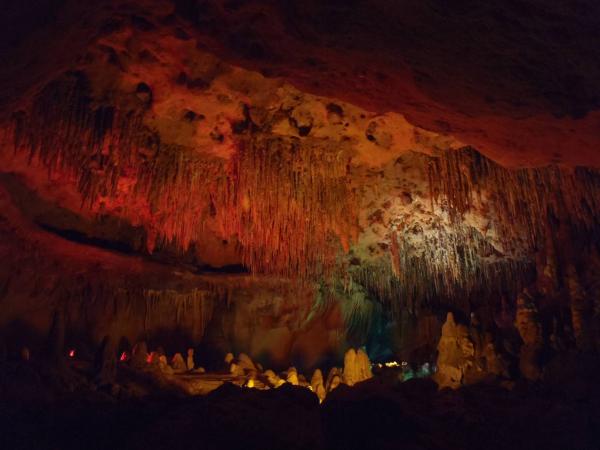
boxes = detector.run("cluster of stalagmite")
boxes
[221,348,372,401]
[434,252,600,388]
[342,348,373,386]
[434,312,508,389]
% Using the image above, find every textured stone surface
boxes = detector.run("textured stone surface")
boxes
[0,0,600,375]
[434,312,508,388]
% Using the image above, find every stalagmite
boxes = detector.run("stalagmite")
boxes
[286,367,299,385]
[515,291,543,381]
[343,348,357,385]
[131,341,149,369]
[343,348,373,386]
[229,362,243,377]
[434,313,474,389]
[434,312,509,388]
[186,348,195,371]
[171,353,187,373]
[356,349,373,382]
[237,353,257,373]
[310,369,326,402]
[264,369,284,388]
[326,367,343,392]
[148,352,161,368]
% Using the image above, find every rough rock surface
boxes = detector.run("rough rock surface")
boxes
[0,0,600,384]
[342,348,372,386]
[434,312,508,388]
[171,353,187,373]
[186,348,195,371]
[310,369,326,403]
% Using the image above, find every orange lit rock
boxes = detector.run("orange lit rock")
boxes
[326,367,343,393]
[310,369,326,403]
[186,348,195,371]
[171,353,187,373]
[131,342,149,369]
[286,367,299,386]
[343,348,372,386]
[434,312,508,388]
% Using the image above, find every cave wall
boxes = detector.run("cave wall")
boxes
[1,0,600,372]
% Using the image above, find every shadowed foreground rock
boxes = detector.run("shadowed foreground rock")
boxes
[1,361,599,450]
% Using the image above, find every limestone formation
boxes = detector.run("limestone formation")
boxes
[186,348,195,371]
[356,349,373,382]
[156,355,172,375]
[326,367,343,392]
[434,310,512,389]
[229,362,244,377]
[434,313,474,388]
[131,341,149,369]
[343,349,357,385]
[515,292,543,381]
[286,367,299,385]
[237,353,257,373]
[147,352,161,368]
[310,369,326,402]
[171,353,187,373]
[343,348,373,386]
[264,369,284,388]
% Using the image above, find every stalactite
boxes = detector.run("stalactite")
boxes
[12,73,357,278]
[143,288,214,341]
[428,147,600,252]
[13,71,146,208]
[353,255,532,319]
[223,136,356,277]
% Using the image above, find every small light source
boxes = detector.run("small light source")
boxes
[68,349,75,358]
[120,352,128,362]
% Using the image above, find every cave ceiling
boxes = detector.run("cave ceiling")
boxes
[1,0,600,314]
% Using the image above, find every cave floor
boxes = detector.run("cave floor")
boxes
[1,363,599,450]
